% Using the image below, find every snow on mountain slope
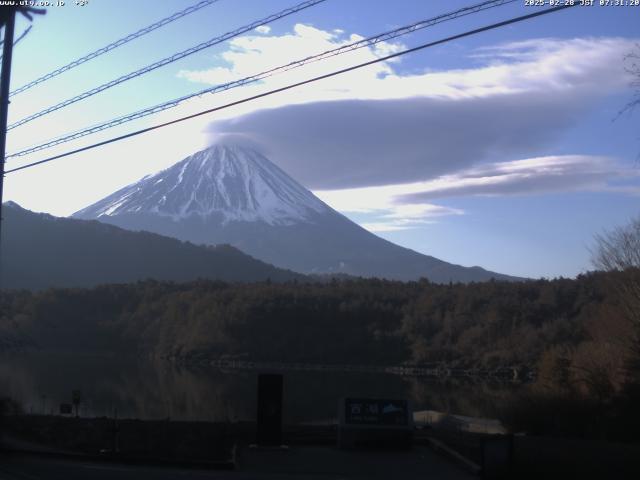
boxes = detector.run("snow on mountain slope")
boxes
[74,145,330,225]
[74,143,518,283]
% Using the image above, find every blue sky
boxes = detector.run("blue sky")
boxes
[3,0,639,279]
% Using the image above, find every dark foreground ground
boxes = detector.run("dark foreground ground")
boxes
[2,415,640,479]
[0,446,475,480]
[0,415,475,479]
[1,415,241,462]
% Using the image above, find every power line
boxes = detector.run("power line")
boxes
[5,4,577,175]
[0,25,31,62]
[9,0,222,97]
[11,24,31,46]
[7,0,327,131]
[7,0,516,159]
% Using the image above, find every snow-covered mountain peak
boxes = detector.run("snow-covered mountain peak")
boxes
[73,144,330,226]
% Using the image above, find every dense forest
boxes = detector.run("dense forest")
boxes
[0,271,633,370]
[1,269,639,439]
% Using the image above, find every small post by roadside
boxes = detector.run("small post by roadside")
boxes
[113,407,120,453]
[72,390,81,418]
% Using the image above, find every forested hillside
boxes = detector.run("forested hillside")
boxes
[0,202,304,290]
[0,272,633,373]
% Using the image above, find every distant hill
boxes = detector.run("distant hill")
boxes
[0,202,304,290]
[74,144,519,283]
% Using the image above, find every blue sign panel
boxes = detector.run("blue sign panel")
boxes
[343,398,409,426]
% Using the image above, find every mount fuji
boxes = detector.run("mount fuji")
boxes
[74,144,515,283]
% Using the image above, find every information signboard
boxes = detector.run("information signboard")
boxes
[338,397,413,449]
[344,398,409,426]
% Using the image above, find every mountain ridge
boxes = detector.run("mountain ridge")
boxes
[74,144,520,283]
[1,201,305,290]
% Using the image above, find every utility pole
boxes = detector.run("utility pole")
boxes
[0,9,16,287]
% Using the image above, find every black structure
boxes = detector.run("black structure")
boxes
[256,373,283,446]
[0,8,16,270]
[0,5,44,287]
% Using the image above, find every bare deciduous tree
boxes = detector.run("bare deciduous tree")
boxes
[592,216,640,322]
[592,215,640,384]
[621,45,640,117]
[618,45,640,162]
[592,216,640,272]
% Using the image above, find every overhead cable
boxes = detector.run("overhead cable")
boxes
[7,0,516,159]
[7,0,327,130]
[5,4,577,175]
[9,0,223,97]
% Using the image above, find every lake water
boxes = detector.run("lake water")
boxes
[0,354,519,424]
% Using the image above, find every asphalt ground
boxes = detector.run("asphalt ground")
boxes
[0,445,475,480]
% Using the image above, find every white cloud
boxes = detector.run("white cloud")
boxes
[359,205,464,233]
[176,28,634,105]
[204,96,588,190]
[8,26,636,166]
[5,22,637,218]
[396,155,640,202]
[314,185,464,232]
[174,29,637,191]
[314,155,638,233]
[255,25,271,34]
[360,222,427,233]
[176,67,241,85]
